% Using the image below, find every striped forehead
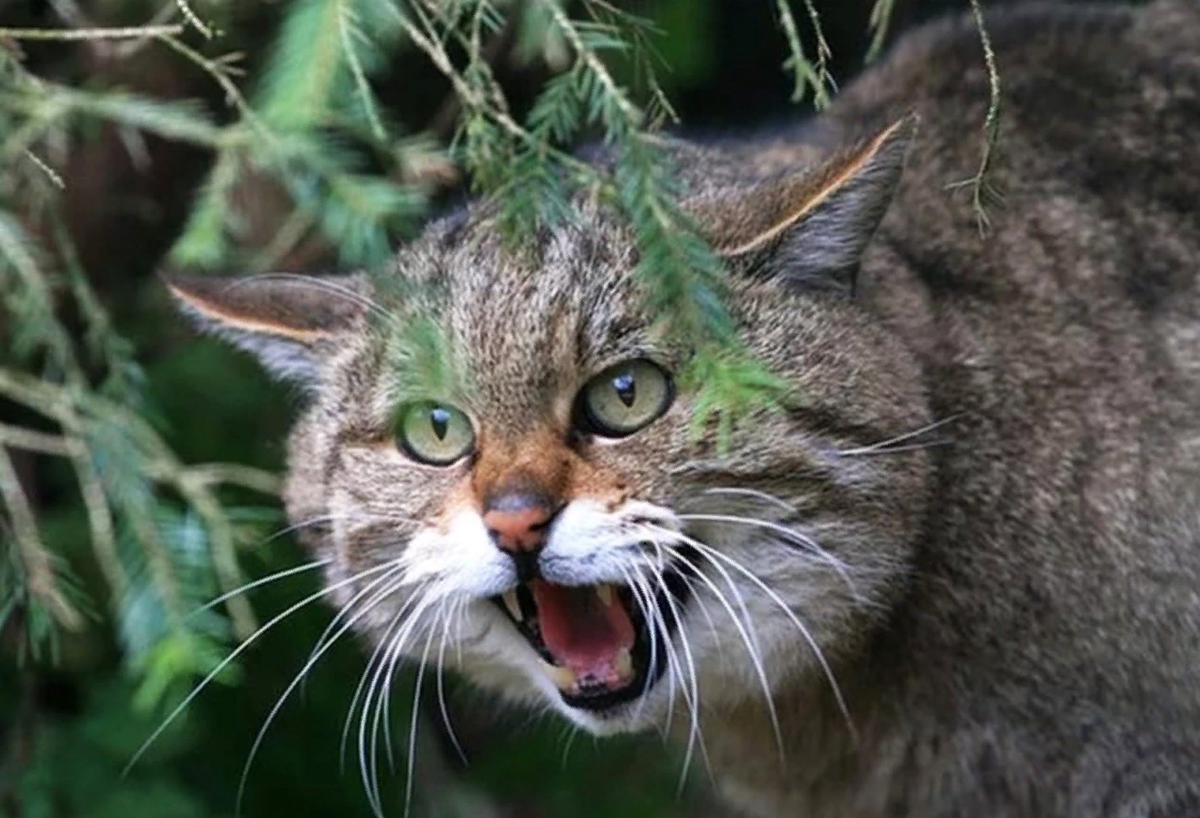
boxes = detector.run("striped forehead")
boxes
[441,224,643,413]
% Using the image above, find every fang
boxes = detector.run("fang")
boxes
[614,647,633,679]
[544,661,578,693]
[503,589,522,621]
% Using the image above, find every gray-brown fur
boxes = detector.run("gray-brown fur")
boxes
[169,2,1200,815]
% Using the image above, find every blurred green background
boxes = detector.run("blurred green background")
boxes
[0,0,1021,816]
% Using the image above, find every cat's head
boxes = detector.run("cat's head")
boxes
[168,118,932,738]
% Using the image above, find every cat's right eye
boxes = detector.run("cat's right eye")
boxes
[395,401,475,466]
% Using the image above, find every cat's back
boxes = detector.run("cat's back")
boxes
[818,2,1200,812]
[853,0,1200,320]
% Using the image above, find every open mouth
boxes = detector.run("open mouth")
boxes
[490,569,691,712]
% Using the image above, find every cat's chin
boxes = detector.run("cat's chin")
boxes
[552,687,672,735]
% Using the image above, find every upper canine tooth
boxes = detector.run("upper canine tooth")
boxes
[614,647,633,679]
[503,589,522,621]
[596,584,615,607]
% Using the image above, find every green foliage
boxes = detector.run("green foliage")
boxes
[18,680,216,818]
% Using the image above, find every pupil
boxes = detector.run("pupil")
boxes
[430,407,450,440]
[612,372,636,407]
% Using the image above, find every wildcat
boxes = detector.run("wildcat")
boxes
[167,1,1200,815]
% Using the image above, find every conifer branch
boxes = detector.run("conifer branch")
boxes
[865,0,897,63]
[541,0,640,124]
[0,445,82,630]
[395,3,594,183]
[0,370,189,632]
[173,0,212,40]
[150,34,262,134]
[777,0,834,109]
[0,426,71,457]
[339,1,386,140]
[65,438,127,600]
[946,0,1002,232]
[0,25,185,40]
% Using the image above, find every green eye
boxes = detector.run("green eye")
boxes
[396,401,475,465]
[576,359,673,438]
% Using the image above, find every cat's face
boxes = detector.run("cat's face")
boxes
[170,119,932,738]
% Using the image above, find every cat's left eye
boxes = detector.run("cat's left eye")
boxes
[575,358,673,439]
[395,401,475,465]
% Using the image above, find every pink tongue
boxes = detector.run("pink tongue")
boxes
[532,580,635,682]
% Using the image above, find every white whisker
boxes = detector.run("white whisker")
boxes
[360,583,444,815]
[835,415,959,456]
[234,273,391,324]
[677,512,863,604]
[559,723,581,770]
[630,557,713,792]
[638,525,786,763]
[190,558,331,617]
[661,527,859,745]
[124,557,405,776]
[700,487,797,513]
[435,595,468,766]
[403,604,443,818]
[235,563,409,812]
[340,577,431,773]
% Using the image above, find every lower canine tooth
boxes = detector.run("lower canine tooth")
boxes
[596,584,615,606]
[544,661,577,692]
[503,590,521,621]
[614,647,633,679]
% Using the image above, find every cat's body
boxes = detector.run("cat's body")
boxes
[684,3,1200,815]
[170,2,1200,816]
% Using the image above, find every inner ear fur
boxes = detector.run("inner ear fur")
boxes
[689,116,917,295]
[165,272,370,384]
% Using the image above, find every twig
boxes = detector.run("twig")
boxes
[426,0,522,140]
[540,0,641,123]
[338,0,386,141]
[174,0,213,40]
[0,371,187,625]
[0,368,259,634]
[776,0,834,109]
[182,464,282,496]
[112,2,184,59]
[947,0,1003,233]
[150,35,265,138]
[400,2,600,201]
[865,0,896,63]
[173,475,257,637]
[0,425,70,457]
[64,437,127,599]
[22,149,64,188]
[0,25,185,40]
[0,446,81,629]
[0,425,128,599]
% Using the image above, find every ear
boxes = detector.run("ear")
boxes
[164,273,370,385]
[691,116,916,296]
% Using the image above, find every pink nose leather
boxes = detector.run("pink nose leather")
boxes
[482,502,550,553]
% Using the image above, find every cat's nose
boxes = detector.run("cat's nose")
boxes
[482,491,554,554]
